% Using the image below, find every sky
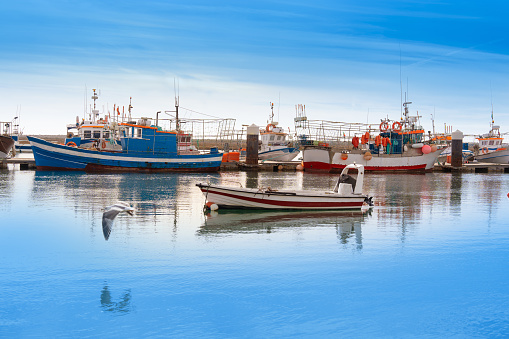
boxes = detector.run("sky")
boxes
[1,0,508,139]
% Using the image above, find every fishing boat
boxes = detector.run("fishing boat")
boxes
[27,116,223,172]
[472,122,509,164]
[302,101,444,173]
[196,163,373,210]
[258,102,299,162]
[0,120,16,159]
[0,135,14,159]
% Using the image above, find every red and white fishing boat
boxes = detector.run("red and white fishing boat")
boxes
[196,163,373,210]
[302,101,444,173]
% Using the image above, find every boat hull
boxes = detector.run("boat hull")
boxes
[28,136,222,172]
[197,183,366,210]
[258,147,300,162]
[474,149,509,164]
[0,135,15,159]
[303,147,443,173]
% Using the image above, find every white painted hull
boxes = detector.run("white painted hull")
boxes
[303,147,444,172]
[197,183,367,210]
[258,147,300,162]
[474,149,509,164]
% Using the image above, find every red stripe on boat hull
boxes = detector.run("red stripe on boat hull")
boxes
[304,161,428,173]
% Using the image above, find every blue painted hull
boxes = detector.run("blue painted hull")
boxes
[27,136,222,172]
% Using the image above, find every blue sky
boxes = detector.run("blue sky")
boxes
[1,0,508,138]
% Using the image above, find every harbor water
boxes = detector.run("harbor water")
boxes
[1,168,509,337]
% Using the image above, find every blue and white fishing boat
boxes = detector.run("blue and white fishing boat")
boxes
[27,116,223,172]
[258,103,299,162]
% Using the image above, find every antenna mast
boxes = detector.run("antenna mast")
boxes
[91,89,99,121]
[174,78,180,131]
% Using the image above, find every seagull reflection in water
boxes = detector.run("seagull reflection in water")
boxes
[100,285,132,314]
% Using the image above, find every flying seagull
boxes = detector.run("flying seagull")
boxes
[102,201,134,240]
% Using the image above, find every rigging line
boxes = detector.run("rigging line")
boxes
[179,106,223,119]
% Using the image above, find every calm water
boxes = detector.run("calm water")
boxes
[1,167,509,338]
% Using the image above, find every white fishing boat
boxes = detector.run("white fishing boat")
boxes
[473,122,509,164]
[301,101,444,172]
[196,163,373,210]
[258,102,299,162]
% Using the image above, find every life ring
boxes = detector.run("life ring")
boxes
[101,140,106,149]
[66,141,77,147]
[380,121,390,132]
[392,121,402,132]
[266,123,276,132]
[481,147,488,154]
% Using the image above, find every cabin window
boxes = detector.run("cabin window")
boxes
[103,131,110,139]
[270,135,275,141]
[93,131,101,139]
[135,128,143,138]
[489,140,494,145]
[277,135,282,141]
[83,130,92,139]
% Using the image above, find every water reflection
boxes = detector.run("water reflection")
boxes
[100,284,132,314]
[199,208,371,248]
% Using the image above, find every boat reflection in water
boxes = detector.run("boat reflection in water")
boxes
[198,208,372,249]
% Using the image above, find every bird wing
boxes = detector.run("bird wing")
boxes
[102,207,122,241]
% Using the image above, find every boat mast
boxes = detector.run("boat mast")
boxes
[91,89,99,121]
[128,97,133,122]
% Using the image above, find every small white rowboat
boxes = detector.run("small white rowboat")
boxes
[196,164,373,210]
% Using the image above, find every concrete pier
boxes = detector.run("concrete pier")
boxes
[245,124,259,166]
[451,130,464,168]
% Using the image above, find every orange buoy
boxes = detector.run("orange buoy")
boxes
[341,153,348,160]
[363,151,372,161]
[66,141,77,147]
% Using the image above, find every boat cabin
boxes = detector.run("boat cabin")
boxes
[477,125,504,152]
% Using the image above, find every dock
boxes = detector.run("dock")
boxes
[3,157,509,173]
[434,162,509,173]
[1,158,37,170]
